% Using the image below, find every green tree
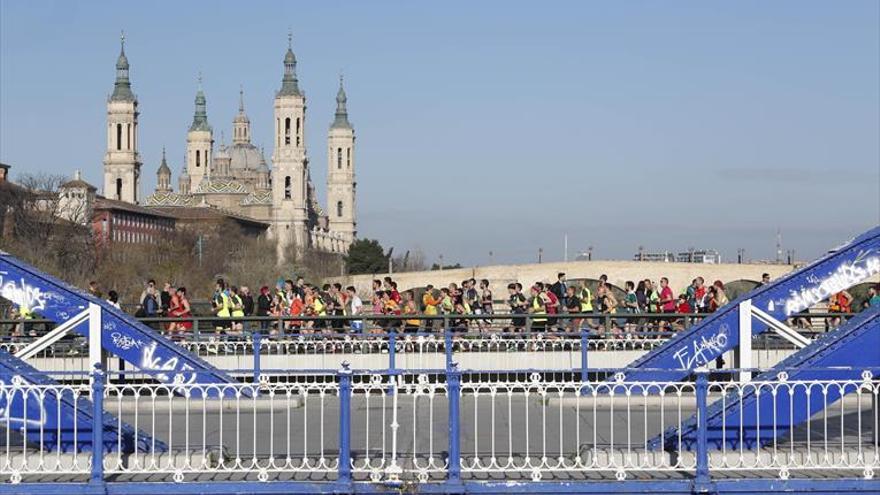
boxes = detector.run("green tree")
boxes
[344,238,389,275]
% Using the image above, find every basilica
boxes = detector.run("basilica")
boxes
[101,34,357,256]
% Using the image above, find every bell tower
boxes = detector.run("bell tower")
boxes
[271,32,309,257]
[326,75,357,249]
[102,32,142,203]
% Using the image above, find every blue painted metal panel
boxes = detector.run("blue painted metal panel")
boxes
[0,351,162,453]
[655,306,880,450]
[0,253,238,395]
[622,226,880,382]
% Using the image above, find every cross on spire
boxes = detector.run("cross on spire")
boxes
[120,30,125,47]
[287,28,292,49]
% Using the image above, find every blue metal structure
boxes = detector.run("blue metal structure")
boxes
[656,306,880,451]
[623,226,880,381]
[0,252,238,390]
[0,351,161,452]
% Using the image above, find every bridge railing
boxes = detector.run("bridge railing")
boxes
[1,366,877,487]
[0,313,857,378]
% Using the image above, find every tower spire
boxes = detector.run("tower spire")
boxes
[331,73,352,129]
[278,32,301,96]
[111,31,135,101]
[239,84,245,112]
[190,74,210,132]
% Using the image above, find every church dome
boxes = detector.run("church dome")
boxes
[228,143,262,170]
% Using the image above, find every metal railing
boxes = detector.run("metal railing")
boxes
[1,366,877,489]
[0,313,856,379]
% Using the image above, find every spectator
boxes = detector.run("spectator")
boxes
[294,277,306,300]
[708,280,728,312]
[635,280,648,312]
[88,280,103,300]
[107,290,121,310]
[240,286,254,317]
[757,273,771,288]
[140,284,159,318]
[867,285,880,308]
[257,286,272,330]
[160,282,173,316]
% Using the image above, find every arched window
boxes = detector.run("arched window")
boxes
[115,178,122,200]
[126,124,131,150]
[284,176,291,199]
[296,118,301,146]
[116,124,122,151]
[336,201,343,217]
[347,148,351,168]
[196,150,201,168]
[284,118,291,145]
[337,148,342,169]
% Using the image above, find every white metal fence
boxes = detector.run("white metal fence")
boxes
[1,370,877,484]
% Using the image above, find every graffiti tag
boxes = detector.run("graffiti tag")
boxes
[110,331,143,351]
[141,342,197,385]
[672,326,729,369]
[0,272,48,313]
[783,254,880,316]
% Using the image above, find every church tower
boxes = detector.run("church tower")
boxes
[232,87,251,146]
[156,147,172,192]
[186,75,213,191]
[271,33,309,255]
[103,33,142,203]
[326,75,357,247]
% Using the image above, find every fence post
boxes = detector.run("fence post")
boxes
[580,327,589,383]
[695,368,711,491]
[444,326,453,372]
[447,362,461,484]
[89,363,105,488]
[337,361,352,485]
[252,331,262,385]
[388,330,397,373]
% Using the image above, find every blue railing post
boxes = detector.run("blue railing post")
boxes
[338,361,352,485]
[580,327,589,382]
[444,320,453,371]
[252,331,262,385]
[447,362,461,484]
[89,363,105,488]
[695,368,711,491]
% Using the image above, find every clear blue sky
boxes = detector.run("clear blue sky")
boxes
[2,1,878,266]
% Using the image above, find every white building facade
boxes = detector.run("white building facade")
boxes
[101,34,358,256]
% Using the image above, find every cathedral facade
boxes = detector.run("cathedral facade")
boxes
[102,34,357,256]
